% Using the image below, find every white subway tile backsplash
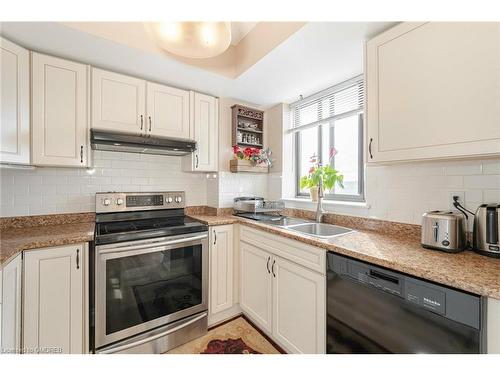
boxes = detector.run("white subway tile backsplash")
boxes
[464,190,483,203]
[483,190,500,202]
[443,161,483,176]
[0,150,208,217]
[482,159,500,175]
[464,175,500,189]
[14,175,42,185]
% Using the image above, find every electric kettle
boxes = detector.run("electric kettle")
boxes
[473,204,500,258]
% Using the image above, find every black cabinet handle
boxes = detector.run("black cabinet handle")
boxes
[272,259,276,278]
[213,230,217,245]
[80,146,84,163]
[76,249,80,270]
[369,138,373,159]
[148,116,152,131]
[266,257,270,274]
[195,155,199,169]
[140,115,144,130]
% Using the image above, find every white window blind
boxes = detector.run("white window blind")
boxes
[290,75,364,132]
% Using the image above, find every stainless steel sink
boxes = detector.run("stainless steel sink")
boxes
[265,217,311,227]
[285,222,353,238]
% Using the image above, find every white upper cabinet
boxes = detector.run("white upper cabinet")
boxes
[366,22,500,163]
[23,244,84,354]
[0,37,30,165]
[91,68,146,133]
[209,225,234,316]
[146,82,190,139]
[184,92,218,171]
[31,53,89,167]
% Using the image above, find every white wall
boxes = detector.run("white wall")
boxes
[0,150,208,217]
[207,97,269,208]
[217,171,269,208]
[282,158,500,228]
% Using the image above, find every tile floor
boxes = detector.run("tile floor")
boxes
[167,317,281,354]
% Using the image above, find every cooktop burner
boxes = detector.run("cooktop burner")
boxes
[98,217,185,235]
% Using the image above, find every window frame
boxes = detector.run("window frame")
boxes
[295,112,365,202]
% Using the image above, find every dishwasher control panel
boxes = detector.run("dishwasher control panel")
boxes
[347,261,403,296]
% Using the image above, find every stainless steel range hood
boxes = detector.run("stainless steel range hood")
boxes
[90,129,196,156]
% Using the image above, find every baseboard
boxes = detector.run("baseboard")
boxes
[208,304,242,327]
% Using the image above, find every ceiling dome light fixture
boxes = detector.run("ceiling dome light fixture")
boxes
[146,22,232,59]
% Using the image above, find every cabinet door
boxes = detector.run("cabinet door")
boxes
[366,22,500,163]
[1,253,22,353]
[23,244,84,354]
[146,82,190,139]
[209,225,234,316]
[272,256,325,354]
[240,242,272,334]
[192,92,218,171]
[0,37,30,164]
[91,68,146,133]
[31,53,89,167]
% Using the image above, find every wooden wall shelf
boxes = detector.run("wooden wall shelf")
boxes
[230,159,269,173]
[231,104,264,149]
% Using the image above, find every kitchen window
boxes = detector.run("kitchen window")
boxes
[291,76,364,202]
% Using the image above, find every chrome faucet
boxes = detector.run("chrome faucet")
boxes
[316,165,326,223]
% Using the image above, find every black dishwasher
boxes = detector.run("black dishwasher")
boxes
[326,253,485,353]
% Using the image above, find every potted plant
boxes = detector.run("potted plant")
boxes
[299,148,344,202]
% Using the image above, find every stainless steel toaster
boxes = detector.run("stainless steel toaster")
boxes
[421,211,466,253]
[473,204,500,258]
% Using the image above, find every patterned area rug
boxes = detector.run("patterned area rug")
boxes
[202,338,261,354]
[167,317,280,354]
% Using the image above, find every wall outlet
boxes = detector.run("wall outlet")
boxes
[449,191,465,210]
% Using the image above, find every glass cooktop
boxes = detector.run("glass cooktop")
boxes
[95,216,207,245]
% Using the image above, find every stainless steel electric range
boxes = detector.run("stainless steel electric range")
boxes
[90,191,208,354]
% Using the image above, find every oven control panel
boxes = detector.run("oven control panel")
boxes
[96,192,185,213]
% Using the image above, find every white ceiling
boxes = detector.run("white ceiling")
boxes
[0,22,395,107]
[230,22,257,45]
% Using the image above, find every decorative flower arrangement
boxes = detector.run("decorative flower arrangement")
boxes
[299,147,344,201]
[232,146,273,167]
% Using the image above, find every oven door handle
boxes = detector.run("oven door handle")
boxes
[98,234,207,255]
[97,312,208,354]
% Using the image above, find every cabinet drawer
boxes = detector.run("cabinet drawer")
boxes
[240,225,325,275]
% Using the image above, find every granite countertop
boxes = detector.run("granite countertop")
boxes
[2,210,499,299]
[188,213,500,299]
[0,221,95,268]
[187,215,239,226]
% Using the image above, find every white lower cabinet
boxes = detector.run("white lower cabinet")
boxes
[23,244,85,354]
[209,225,234,317]
[272,256,325,354]
[240,227,326,353]
[1,253,22,354]
[487,298,500,354]
[240,241,273,335]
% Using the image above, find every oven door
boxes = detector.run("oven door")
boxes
[95,232,208,349]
